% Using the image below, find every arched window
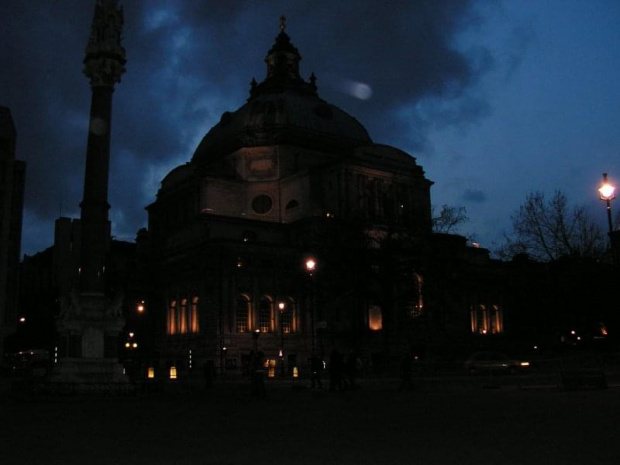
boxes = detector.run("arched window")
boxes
[490,305,503,334]
[168,300,177,335]
[471,304,489,334]
[179,298,188,334]
[285,199,299,210]
[190,296,199,334]
[278,298,296,334]
[236,294,251,333]
[259,296,273,333]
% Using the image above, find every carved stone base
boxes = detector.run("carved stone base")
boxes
[50,357,127,384]
[54,291,127,384]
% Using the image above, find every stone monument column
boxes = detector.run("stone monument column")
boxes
[53,0,127,384]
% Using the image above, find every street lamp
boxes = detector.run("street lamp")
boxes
[278,302,286,377]
[305,258,316,275]
[304,257,317,354]
[598,173,616,250]
[252,329,260,353]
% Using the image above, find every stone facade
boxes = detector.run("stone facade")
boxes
[140,27,488,380]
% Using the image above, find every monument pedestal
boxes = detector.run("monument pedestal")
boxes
[52,291,127,385]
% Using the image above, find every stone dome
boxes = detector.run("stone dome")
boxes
[191,28,372,166]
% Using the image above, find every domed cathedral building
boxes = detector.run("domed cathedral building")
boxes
[144,22,503,378]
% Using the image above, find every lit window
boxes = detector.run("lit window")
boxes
[474,304,488,334]
[281,309,292,334]
[190,297,199,334]
[470,303,503,335]
[168,300,177,335]
[147,367,155,379]
[406,273,424,318]
[179,298,188,334]
[368,304,383,331]
[490,305,503,334]
[279,298,295,334]
[169,366,177,379]
[265,359,277,378]
[259,297,273,333]
[236,295,251,333]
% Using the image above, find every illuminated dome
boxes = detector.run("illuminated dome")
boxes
[191,25,372,166]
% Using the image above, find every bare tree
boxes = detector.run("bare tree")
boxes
[498,190,605,261]
[432,204,469,234]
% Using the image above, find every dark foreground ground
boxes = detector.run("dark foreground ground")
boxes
[1,376,619,465]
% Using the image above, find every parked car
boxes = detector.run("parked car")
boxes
[464,351,530,374]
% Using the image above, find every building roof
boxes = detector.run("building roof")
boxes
[191,28,372,166]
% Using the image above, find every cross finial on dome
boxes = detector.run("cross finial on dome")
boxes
[279,15,286,31]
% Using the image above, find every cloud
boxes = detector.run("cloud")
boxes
[1,0,501,255]
[462,188,487,203]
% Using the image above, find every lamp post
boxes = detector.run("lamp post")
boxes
[305,257,317,355]
[598,173,616,259]
[252,329,260,353]
[278,301,286,377]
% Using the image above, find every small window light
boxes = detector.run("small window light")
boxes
[293,366,299,378]
[368,305,383,331]
[170,366,177,379]
[147,367,155,379]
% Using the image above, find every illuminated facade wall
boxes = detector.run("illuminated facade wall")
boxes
[166,296,200,336]
[142,27,541,379]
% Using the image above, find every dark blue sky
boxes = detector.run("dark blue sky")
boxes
[2,0,619,256]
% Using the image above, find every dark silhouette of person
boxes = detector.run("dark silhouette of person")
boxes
[329,348,344,392]
[310,353,323,389]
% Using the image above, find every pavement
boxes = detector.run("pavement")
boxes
[1,371,620,465]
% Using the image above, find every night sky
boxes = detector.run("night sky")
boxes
[2,0,619,257]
